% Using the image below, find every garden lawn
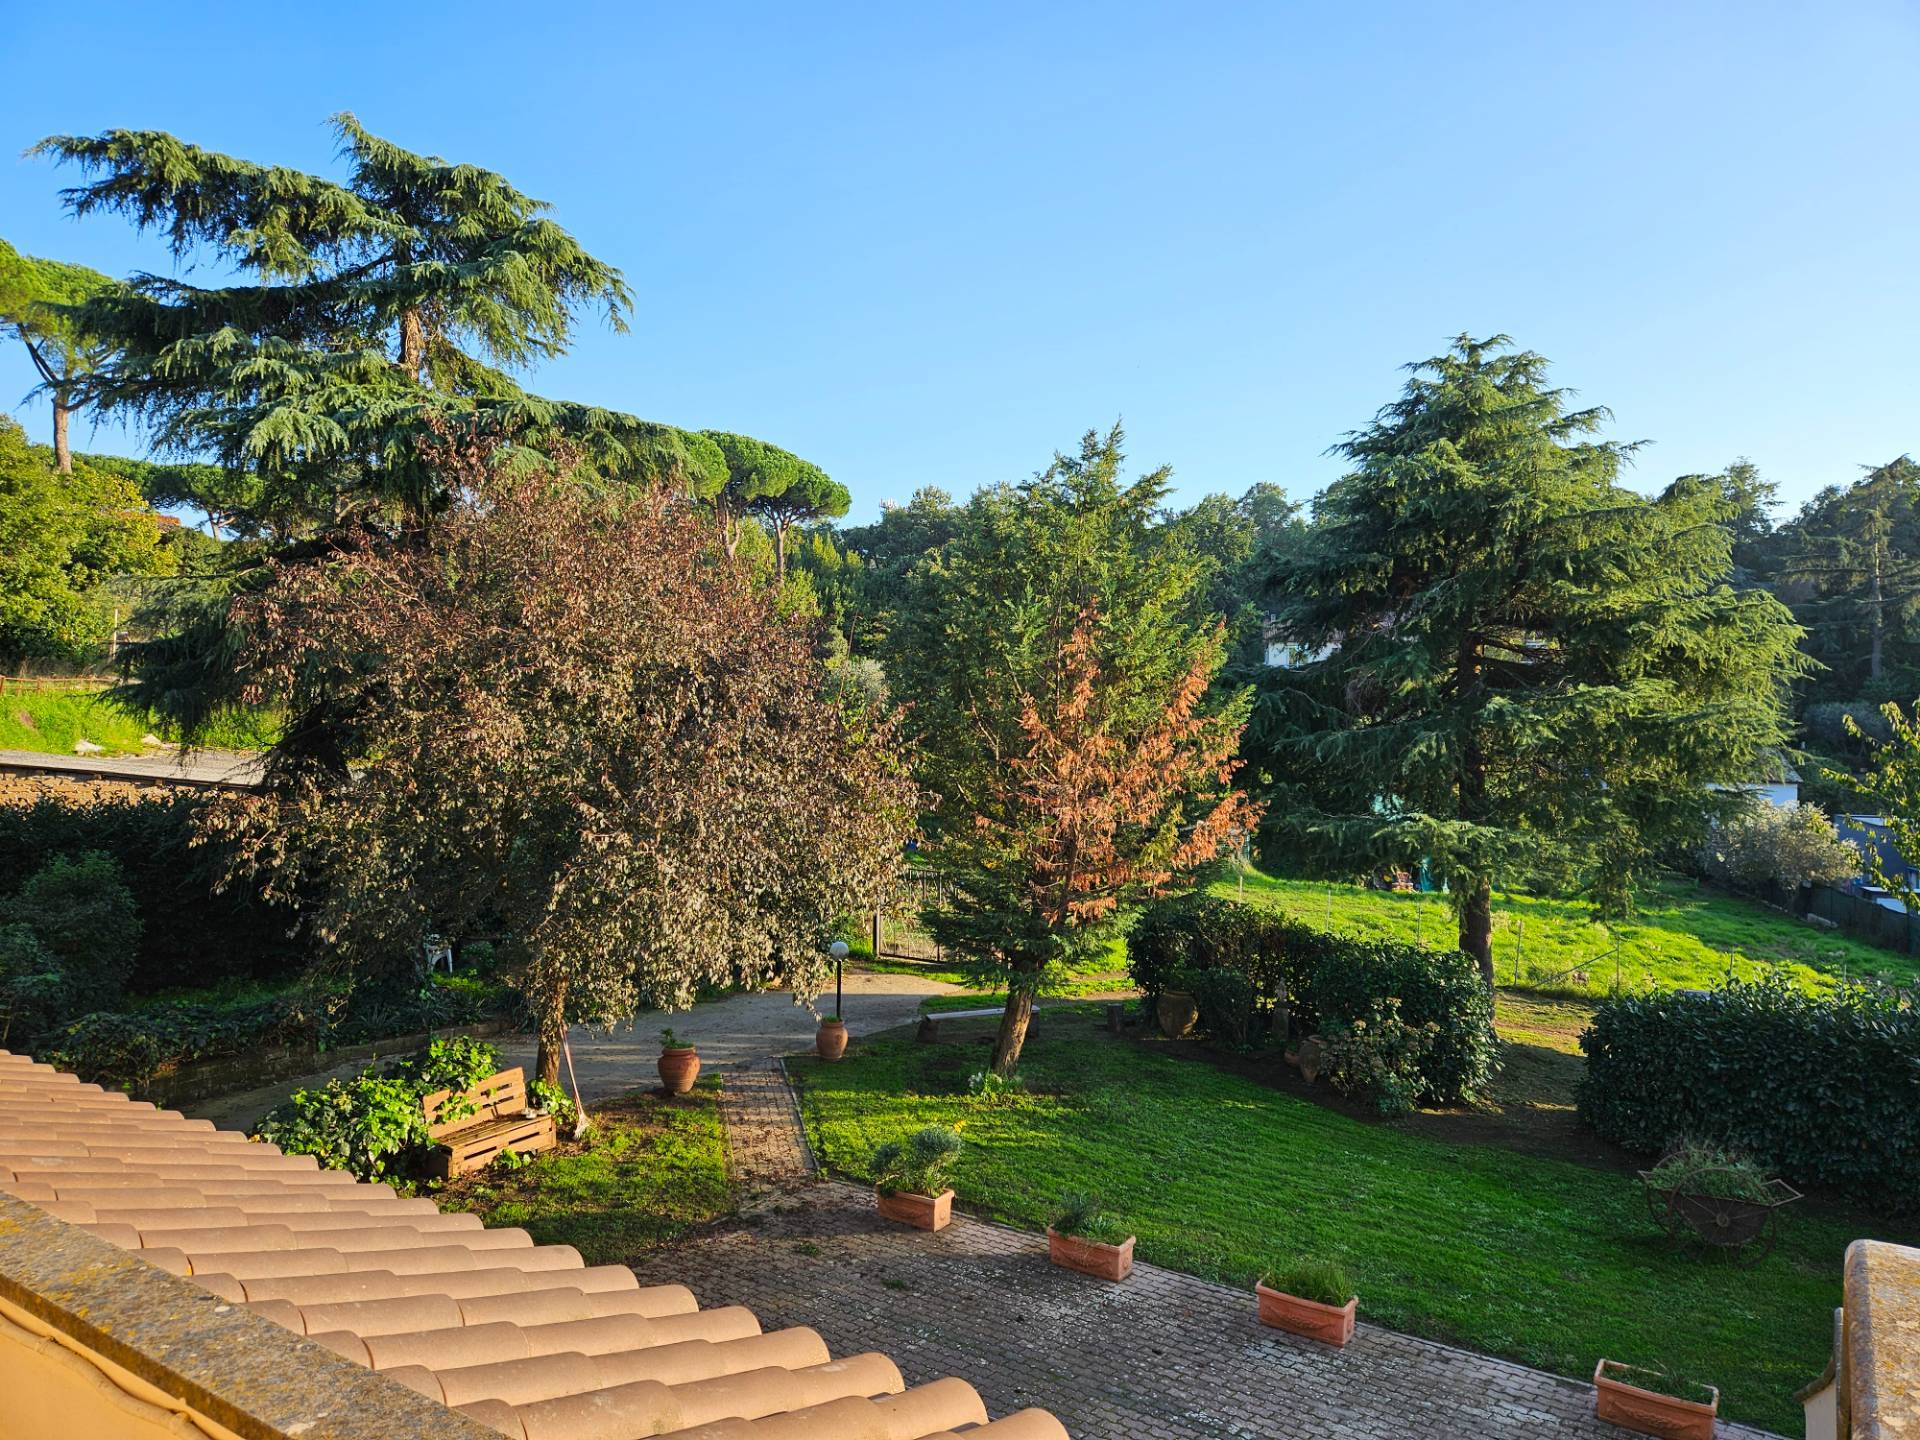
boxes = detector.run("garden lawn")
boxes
[1222,868,1917,994]
[0,682,276,755]
[793,1021,1900,1435]
[441,1082,732,1264]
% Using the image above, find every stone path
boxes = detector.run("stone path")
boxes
[660,1060,1781,1440]
[189,969,961,1132]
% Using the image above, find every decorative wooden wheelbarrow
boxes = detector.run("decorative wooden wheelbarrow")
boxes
[1640,1161,1801,1265]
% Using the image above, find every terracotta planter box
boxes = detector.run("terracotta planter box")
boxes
[876,1187,953,1231]
[1047,1227,1135,1282]
[1592,1361,1719,1440]
[816,1019,849,1061]
[1255,1280,1357,1346]
[658,1047,701,1095]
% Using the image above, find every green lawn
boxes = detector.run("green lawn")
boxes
[440,1082,732,1263]
[793,1020,1897,1434]
[1221,868,1915,995]
[0,682,276,755]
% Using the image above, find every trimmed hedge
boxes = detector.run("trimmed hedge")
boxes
[1577,977,1920,1203]
[48,976,512,1091]
[0,789,303,993]
[1130,893,1498,1104]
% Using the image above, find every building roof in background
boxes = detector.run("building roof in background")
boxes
[0,1049,1067,1440]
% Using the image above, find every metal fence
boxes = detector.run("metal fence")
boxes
[1804,883,1920,957]
[872,870,950,964]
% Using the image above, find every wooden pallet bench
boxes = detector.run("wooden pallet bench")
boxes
[421,1066,557,1178]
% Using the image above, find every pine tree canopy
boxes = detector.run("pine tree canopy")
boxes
[32,115,716,522]
[0,237,115,470]
[1255,336,1808,973]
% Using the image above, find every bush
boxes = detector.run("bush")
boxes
[1322,997,1438,1117]
[0,790,302,993]
[1260,1257,1353,1306]
[2,851,141,1005]
[1578,975,1920,1203]
[1695,803,1860,895]
[254,1035,502,1182]
[1051,1190,1130,1244]
[1131,894,1498,1104]
[45,977,508,1090]
[870,1125,963,1196]
[0,923,71,1043]
[1172,963,1255,1046]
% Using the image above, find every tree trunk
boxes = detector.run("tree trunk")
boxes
[990,987,1035,1075]
[52,394,72,474]
[534,976,567,1089]
[774,520,789,584]
[1458,875,1494,987]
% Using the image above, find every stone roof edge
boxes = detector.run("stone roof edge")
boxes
[0,1191,496,1440]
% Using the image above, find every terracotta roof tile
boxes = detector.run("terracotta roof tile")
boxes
[0,1048,1068,1437]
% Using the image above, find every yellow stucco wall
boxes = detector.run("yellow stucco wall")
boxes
[0,1297,243,1440]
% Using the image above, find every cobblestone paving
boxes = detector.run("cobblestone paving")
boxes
[717,1058,815,1201]
[657,1066,1782,1440]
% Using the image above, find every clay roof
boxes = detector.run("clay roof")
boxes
[0,1049,1068,1439]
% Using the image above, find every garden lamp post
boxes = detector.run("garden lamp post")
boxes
[831,939,850,1019]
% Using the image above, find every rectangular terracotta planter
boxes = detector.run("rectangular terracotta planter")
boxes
[1592,1361,1718,1440]
[875,1186,953,1231]
[1255,1280,1358,1346]
[1047,1227,1136,1281]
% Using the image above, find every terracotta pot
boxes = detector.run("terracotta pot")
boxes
[1156,990,1199,1038]
[658,1046,700,1095]
[1255,1280,1358,1346]
[816,1019,849,1061]
[1592,1361,1719,1440]
[1047,1227,1136,1282]
[875,1186,953,1231]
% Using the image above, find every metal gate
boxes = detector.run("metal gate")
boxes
[873,871,950,964]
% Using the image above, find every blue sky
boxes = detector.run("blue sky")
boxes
[3,1,1915,525]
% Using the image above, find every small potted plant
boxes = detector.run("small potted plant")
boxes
[1046,1190,1136,1282]
[657,1028,700,1095]
[817,1010,849,1061]
[1255,1258,1358,1346]
[1592,1360,1719,1440]
[870,1125,962,1231]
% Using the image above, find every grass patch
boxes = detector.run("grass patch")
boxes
[1223,868,1914,994]
[441,1081,732,1263]
[0,682,276,755]
[792,1024,1901,1434]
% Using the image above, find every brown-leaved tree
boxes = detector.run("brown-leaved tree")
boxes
[203,426,918,1087]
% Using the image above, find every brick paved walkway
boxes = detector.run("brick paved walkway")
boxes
[673,1064,1781,1440]
[717,1057,815,1201]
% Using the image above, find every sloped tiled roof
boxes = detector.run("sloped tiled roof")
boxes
[0,1049,1067,1439]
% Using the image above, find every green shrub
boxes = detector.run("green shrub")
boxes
[2,851,140,1005]
[1260,1257,1354,1306]
[1051,1189,1131,1244]
[870,1125,963,1196]
[45,979,506,1090]
[1132,894,1498,1104]
[1172,963,1255,1046]
[255,1036,503,1182]
[1322,997,1438,1117]
[0,922,71,1043]
[1643,1140,1777,1203]
[0,791,301,993]
[1578,975,1920,1203]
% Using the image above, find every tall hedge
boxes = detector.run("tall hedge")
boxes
[0,789,303,993]
[1578,977,1920,1203]
[1129,894,1497,1104]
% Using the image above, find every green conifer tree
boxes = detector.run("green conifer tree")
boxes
[1256,336,1807,981]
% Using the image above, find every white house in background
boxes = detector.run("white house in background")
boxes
[1707,759,1801,809]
